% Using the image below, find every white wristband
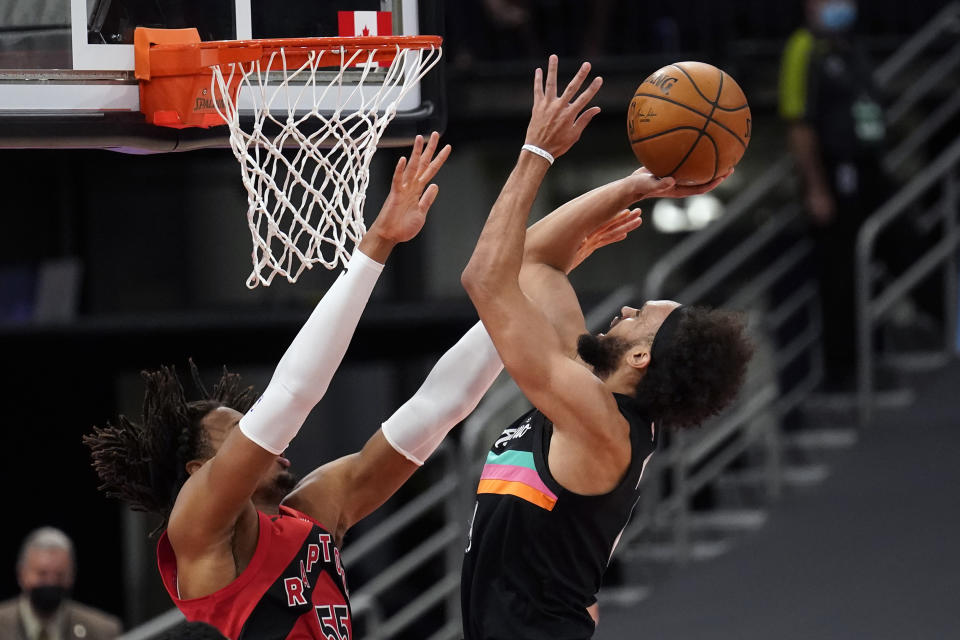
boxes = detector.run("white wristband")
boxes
[521,144,555,165]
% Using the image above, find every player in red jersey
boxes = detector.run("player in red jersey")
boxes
[84,131,644,639]
[84,135,466,640]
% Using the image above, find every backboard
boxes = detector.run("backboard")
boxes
[0,0,444,152]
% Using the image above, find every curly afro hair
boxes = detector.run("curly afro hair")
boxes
[83,361,257,534]
[634,306,753,429]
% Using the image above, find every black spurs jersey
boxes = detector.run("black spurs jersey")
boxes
[461,394,659,640]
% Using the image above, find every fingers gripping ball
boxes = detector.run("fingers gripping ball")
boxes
[627,61,751,185]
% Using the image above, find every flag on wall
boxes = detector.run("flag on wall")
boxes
[337,11,393,38]
[337,11,393,67]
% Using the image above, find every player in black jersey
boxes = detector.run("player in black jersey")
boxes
[460,57,754,639]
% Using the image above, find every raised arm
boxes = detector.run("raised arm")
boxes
[461,57,617,431]
[283,181,653,539]
[462,58,729,434]
[283,321,504,540]
[524,179,644,273]
[519,180,645,350]
[167,134,451,557]
[519,166,728,351]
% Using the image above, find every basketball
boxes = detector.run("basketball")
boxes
[627,61,751,185]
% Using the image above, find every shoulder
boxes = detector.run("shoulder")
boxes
[780,28,816,76]
[541,362,623,439]
[0,597,19,620]
[783,28,814,56]
[779,28,818,120]
[65,601,122,634]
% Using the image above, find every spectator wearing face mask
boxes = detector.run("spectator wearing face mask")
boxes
[779,0,889,392]
[0,527,121,640]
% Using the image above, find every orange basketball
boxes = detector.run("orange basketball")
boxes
[627,61,751,185]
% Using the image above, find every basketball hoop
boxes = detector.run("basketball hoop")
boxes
[135,28,443,287]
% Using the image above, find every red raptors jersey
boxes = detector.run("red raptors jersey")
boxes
[157,506,351,640]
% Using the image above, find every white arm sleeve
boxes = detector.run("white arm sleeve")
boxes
[381,322,504,465]
[239,250,384,454]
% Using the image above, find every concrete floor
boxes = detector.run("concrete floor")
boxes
[595,359,960,640]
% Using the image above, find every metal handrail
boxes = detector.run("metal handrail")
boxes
[116,608,183,640]
[644,155,794,300]
[645,1,960,303]
[886,89,960,173]
[624,2,960,570]
[348,442,463,640]
[343,473,459,564]
[885,39,960,125]
[676,203,803,304]
[856,135,960,423]
[873,1,960,86]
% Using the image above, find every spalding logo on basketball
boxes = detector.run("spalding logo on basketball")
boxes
[628,61,751,186]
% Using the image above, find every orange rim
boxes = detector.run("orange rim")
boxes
[134,28,443,128]
[137,29,442,80]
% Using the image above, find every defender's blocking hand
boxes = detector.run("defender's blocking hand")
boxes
[370,132,452,245]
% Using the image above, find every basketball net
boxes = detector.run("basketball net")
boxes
[209,44,442,288]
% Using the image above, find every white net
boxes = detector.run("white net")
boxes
[210,43,442,288]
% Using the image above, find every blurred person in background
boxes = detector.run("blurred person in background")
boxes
[0,527,121,640]
[779,0,888,392]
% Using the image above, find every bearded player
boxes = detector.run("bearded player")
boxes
[460,58,754,639]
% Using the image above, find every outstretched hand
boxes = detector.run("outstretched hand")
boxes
[369,132,452,245]
[568,208,643,272]
[628,166,733,200]
[524,55,603,161]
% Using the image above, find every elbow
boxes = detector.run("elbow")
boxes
[461,264,490,301]
[461,275,499,310]
[521,243,545,265]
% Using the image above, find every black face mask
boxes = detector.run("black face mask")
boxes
[28,585,68,615]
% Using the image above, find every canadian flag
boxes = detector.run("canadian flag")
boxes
[337,11,393,67]
[337,11,392,38]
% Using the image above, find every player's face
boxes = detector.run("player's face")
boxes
[200,407,299,502]
[605,300,681,347]
[578,301,680,378]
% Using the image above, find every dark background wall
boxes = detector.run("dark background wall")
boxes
[0,0,951,630]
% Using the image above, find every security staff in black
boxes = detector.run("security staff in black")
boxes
[779,0,888,390]
[462,394,658,640]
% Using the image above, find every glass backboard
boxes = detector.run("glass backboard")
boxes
[0,0,444,152]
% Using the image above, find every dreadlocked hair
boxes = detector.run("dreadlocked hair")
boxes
[83,361,257,535]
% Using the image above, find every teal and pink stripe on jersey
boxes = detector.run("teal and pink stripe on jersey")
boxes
[477,449,558,511]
